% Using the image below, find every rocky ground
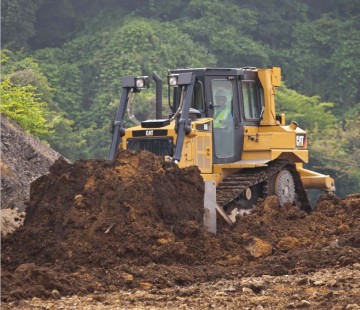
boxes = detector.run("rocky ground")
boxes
[1,117,61,211]
[1,116,61,237]
[3,265,360,309]
[0,208,25,237]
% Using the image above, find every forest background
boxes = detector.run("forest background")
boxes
[1,0,359,196]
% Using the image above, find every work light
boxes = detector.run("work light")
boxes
[134,76,149,90]
[168,75,179,86]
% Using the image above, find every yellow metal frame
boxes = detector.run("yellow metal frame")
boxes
[296,163,336,191]
[242,124,308,163]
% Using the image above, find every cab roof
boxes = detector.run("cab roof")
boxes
[170,67,259,78]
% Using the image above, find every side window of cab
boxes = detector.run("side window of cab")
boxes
[192,80,205,111]
[241,81,263,120]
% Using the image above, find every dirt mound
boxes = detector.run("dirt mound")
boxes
[1,116,61,212]
[1,150,359,302]
[3,150,212,268]
[1,150,217,300]
[220,194,360,276]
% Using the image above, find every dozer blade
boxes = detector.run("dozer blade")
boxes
[204,180,239,234]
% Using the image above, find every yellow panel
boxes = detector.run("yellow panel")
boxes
[242,151,272,161]
[271,67,282,86]
[242,149,308,163]
[244,125,308,151]
[215,161,268,169]
[179,119,214,169]
[180,137,194,166]
[271,133,295,148]
[195,133,212,173]
[201,173,222,185]
[271,149,308,163]
[258,69,276,126]
[244,132,298,149]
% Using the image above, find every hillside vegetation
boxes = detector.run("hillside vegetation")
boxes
[1,0,359,195]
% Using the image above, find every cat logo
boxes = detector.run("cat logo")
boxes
[145,130,154,136]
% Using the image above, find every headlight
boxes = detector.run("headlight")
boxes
[168,75,179,86]
[135,78,145,88]
[122,75,149,90]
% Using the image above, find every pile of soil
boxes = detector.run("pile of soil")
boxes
[222,194,360,276]
[1,117,62,211]
[1,150,214,300]
[1,150,359,302]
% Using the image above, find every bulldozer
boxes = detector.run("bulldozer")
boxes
[109,67,335,231]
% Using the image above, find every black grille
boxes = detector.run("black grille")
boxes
[127,138,174,156]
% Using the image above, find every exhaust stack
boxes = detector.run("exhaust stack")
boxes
[152,72,162,119]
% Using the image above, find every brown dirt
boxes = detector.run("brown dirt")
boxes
[4,265,360,309]
[1,149,360,307]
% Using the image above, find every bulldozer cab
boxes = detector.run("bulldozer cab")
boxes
[168,68,264,164]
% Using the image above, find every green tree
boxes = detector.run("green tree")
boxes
[45,115,89,160]
[180,0,269,67]
[0,79,51,137]
[279,15,360,115]
[309,116,360,196]
[6,58,54,106]
[34,16,216,159]
[1,0,43,48]
[1,49,89,160]
[0,50,52,137]
[276,86,336,131]
[237,0,308,50]
[3,0,358,191]
[30,0,80,49]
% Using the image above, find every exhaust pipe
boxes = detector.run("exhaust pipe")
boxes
[152,72,162,119]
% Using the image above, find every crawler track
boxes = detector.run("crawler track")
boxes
[216,159,311,212]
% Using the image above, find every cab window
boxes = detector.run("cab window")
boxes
[211,79,235,159]
[192,80,204,111]
[242,81,261,119]
[171,79,204,112]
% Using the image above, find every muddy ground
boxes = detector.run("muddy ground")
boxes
[1,150,360,308]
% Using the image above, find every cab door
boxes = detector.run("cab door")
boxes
[207,76,243,164]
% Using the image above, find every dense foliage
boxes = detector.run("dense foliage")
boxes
[0,79,51,137]
[1,0,359,195]
[0,51,51,137]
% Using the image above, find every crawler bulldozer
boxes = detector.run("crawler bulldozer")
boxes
[109,67,335,230]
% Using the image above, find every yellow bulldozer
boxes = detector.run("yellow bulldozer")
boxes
[109,67,335,231]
